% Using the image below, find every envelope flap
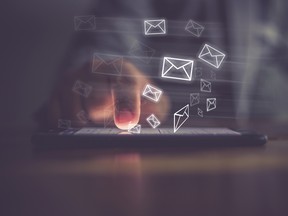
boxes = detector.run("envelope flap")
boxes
[207,45,224,57]
[75,16,94,23]
[191,21,203,29]
[145,20,164,28]
[94,54,122,64]
[165,57,193,70]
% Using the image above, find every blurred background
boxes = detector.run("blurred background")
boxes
[1,0,288,134]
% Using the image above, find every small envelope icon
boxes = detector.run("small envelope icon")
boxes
[72,80,92,98]
[190,93,200,107]
[128,124,141,134]
[77,110,89,124]
[207,98,217,112]
[197,108,203,117]
[185,20,204,37]
[74,15,96,31]
[198,44,226,69]
[146,114,161,129]
[162,57,194,81]
[174,104,189,133]
[129,41,155,64]
[200,79,211,92]
[144,19,166,35]
[58,119,71,129]
[92,53,123,76]
[142,84,163,103]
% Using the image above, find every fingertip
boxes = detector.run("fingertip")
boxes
[114,110,140,130]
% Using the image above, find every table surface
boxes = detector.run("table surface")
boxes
[1,130,288,216]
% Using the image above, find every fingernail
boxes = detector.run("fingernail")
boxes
[116,110,134,123]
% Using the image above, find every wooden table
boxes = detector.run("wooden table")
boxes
[1,130,288,216]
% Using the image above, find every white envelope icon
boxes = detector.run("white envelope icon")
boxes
[185,20,204,37]
[58,119,71,129]
[144,19,166,35]
[128,124,141,134]
[174,104,189,133]
[190,93,200,107]
[142,84,163,102]
[74,15,96,31]
[198,44,226,69]
[92,53,123,76]
[197,108,203,117]
[129,41,155,64]
[206,98,217,112]
[76,110,89,124]
[200,79,211,92]
[146,114,161,129]
[162,57,194,81]
[72,80,92,98]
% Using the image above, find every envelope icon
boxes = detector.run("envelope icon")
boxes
[74,15,96,31]
[185,20,204,37]
[198,44,226,69]
[129,40,155,64]
[174,104,189,133]
[142,84,163,103]
[77,110,89,124]
[197,108,203,117]
[92,53,123,76]
[128,124,141,134]
[190,93,200,107]
[58,119,71,129]
[206,98,217,112]
[72,80,92,98]
[162,57,194,81]
[146,114,161,129]
[144,19,166,35]
[200,79,211,92]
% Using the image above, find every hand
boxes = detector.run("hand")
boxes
[41,60,169,130]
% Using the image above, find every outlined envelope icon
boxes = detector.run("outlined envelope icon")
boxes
[190,93,200,107]
[129,41,155,64]
[185,20,204,37]
[198,44,226,69]
[162,57,194,81]
[72,80,92,98]
[144,19,166,35]
[207,98,217,112]
[74,15,96,31]
[58,119,71,129]
[142,84,163,102]
[128,124,141,134]
[92,53,123,76]
[77,110,89,124]
[200,79,211,92]
[146,114,161,129]
[197,108,203,117]
[174,104,189,133]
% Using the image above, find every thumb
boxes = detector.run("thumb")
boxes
[112,76,141,130]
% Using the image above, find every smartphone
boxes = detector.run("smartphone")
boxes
[32,127,267,150]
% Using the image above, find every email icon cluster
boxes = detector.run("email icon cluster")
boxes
[144,19,166,35]
[185,20,204,37]
[146,114,161,129]
[72,80,92,98]
[74,15,96,31]
[162,57,194,81]
[174,104,189,133]
[92,53,123,76]
[129,41,155,64]
[142,84,162,103]
[198,44,226,69]
[206,98,216,112]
